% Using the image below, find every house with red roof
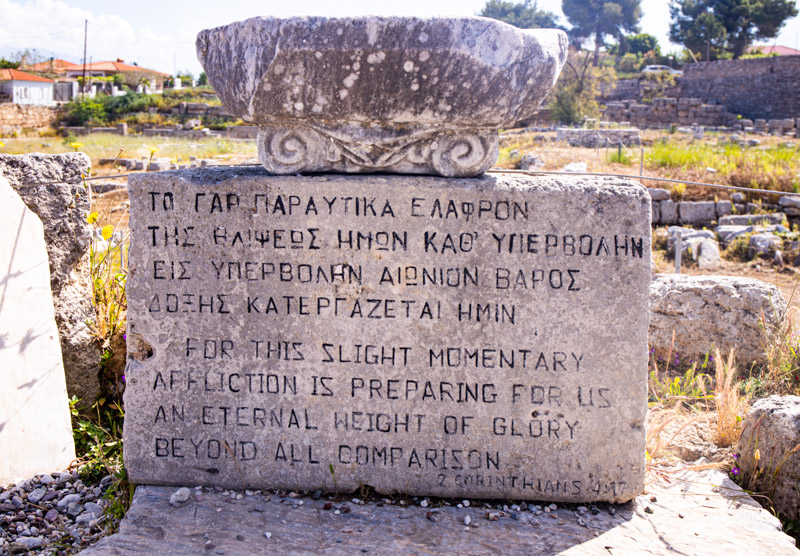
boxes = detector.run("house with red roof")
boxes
[747,45,800,56]
[63,59,169,91]
[24,58,75,75]
[0,68,54,106]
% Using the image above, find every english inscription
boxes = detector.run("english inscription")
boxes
[124,169,650,502]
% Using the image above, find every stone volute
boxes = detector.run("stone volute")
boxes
[197,16,567,176]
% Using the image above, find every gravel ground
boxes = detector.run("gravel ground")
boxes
[0,472,114,555]
[0,474,594,555]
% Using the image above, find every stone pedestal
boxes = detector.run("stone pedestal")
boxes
[123,168,650,503]
[0,175,75,484]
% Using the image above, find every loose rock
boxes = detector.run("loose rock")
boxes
[649,275,786,365]
[169,487,192,508]
[738,396,800,522]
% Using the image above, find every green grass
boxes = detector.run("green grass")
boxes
[647,141,800,192]
[606,148,634,165]
[0,134,255,165]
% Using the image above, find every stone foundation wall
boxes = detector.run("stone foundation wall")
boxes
[601,78,681,103]
[556,127,641,147]
[603,97,737,127]
[603,57,800,123]
[0,103,59,133]
[680,56,800,121]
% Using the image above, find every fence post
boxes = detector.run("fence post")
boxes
[640,148,644,177]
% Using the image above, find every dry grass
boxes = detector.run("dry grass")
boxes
[714,348,747,447]
[761,285,800,396]
[0,134,256,166]
[497,130,800,200]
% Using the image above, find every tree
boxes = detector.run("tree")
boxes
[626,32,661,56]
[479,0,561,29]
[670,0,798,59]
[0,58,19,69]
[197,72,208,86]
[562,0,643,65]
[550,49,616,124]
[177,72,194,87]
[11,48,46,67]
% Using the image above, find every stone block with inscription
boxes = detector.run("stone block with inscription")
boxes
[196,17,567,177]
[124,168,651,503]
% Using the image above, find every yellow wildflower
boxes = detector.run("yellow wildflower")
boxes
[86,212,99,224]
[69,142,83,151]
[0,141,5,148]
[147,146,160,155]
[101,225,114,241]
[754,449,761,461]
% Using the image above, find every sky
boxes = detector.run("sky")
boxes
[1,0,799,77]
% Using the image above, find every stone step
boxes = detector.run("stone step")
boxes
[82,469,798,555]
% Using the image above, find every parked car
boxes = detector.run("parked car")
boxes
[641,65,683,77]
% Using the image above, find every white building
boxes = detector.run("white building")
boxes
[0,69,55,106]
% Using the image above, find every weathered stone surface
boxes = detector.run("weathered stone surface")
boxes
[738,395,800,522]
[696,238,722,269]
[666,227,713,254]
[0,175,75,484]
[518,153,543,171]
[82,469,799,555]
[719,213,787,226]
[717,224,788,248]
[651,200,661,224]
[666,228,721,269]
[659,200,678,225]
[647,188,670,201]
[678,201,716,226]
[0,153,102,404]
[748,233,782,259]
[649,275,786,365]
[124,168,651,502]
[779,195,800,208]
[716,224,749,246]
[555,128,641,147]
[716,200,733,217]
[196,17,568,177]
[561,161,587,173]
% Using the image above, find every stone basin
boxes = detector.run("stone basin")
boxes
[196,16,567,176]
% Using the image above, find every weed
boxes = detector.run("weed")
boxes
[329,463,338,492]
[724,230,756,261]
[649,363,712,408]
[671,182,687,199]
[714,348,747,447]
[760,284,800,395]
[606,148,633,165]
[69,396,131,533]
[85,181,129,398]
[649,331,713,408]
[69,397,123,480]
[645,408,706,471]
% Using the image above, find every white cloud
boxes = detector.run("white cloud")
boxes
[0,0,196,75]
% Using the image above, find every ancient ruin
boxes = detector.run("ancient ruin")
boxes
[196,17,567,176]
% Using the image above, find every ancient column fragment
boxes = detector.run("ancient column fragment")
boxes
[197,16,568,177]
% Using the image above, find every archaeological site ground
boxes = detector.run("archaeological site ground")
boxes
[1,3,800,555]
